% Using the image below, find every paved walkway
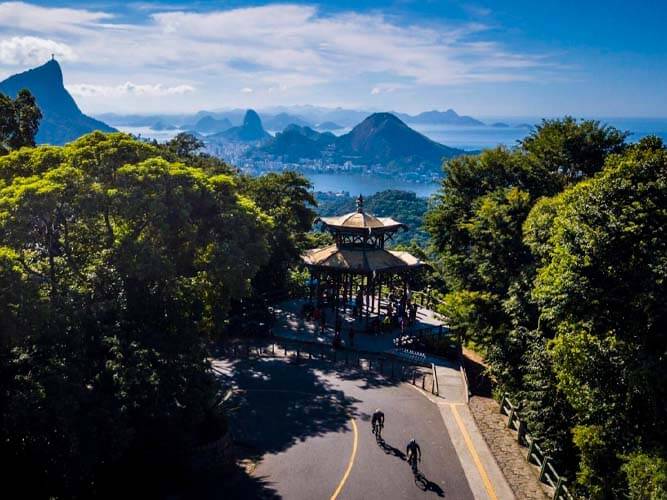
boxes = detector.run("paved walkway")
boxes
[272,299,466,401]
[269,298,515,499]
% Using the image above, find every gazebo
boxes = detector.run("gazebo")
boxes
[301,195,425,324]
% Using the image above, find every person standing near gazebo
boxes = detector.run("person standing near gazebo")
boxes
[355,288,364,318]
[320,308,327,335]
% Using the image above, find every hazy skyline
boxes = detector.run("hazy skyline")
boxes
[0,0,665,117]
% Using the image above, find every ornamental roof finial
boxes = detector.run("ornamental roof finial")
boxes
[356,194,364,213]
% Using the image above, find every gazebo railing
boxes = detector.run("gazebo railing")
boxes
[393,324,449,345]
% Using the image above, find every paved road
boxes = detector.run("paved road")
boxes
[214,357,476,499]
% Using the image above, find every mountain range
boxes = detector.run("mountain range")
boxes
[0,59,115,144]
[393,109,484,126]
[193,115,233,134]
[98,106,493,130]
[0,60,470,173]
[243,112,465,172]
[261,124,337,161]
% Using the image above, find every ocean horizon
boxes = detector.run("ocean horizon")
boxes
[119,116,667,152]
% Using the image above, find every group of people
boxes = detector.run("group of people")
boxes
[302,301,355,348]
[381,290,419,334]
[301,286,421,345]
[372,408,422,468]
[302,302,328,335]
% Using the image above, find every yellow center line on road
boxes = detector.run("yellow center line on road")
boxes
[450,403,498,500]
[330,417,358,500]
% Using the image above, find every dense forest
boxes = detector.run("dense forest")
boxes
[426,118,667,499]
[0,107,316,497]
[1,89,665,499]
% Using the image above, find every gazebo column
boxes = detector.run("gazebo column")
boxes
[371,278,375,316]
[308,271,313,301]
[378,279,383,315]
[365,275,370,325]
[333,273,338,310]
[342,273,348,310]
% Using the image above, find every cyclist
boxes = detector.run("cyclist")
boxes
[371,408,385,436]
[406,438,421,469]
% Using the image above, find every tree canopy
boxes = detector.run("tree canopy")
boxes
[427,118,666,498]
[0,132,273,496]
[0,89,41,154]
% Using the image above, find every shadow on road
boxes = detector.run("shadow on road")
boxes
[414,470,446,497]
[198,357,363,498]
[375,436,445,498]
[211,339,414,393]
[376,435,406,461]
[221,358,360,454]
[184,460,281,499]
[317,362,406,391]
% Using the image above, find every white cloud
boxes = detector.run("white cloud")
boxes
[0,36,76,65]
[0,2,560,112]
[240,87,253,93]
[0,2,114,35]
[68,81,194,97]
[370,84,406,95]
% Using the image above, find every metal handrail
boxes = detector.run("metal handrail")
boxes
[499,393,576,500]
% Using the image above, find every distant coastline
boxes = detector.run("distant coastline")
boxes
[117,116,667,197]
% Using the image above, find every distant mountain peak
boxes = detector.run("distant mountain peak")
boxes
[0,59,115,144]
[35,58,64,84]
[243,109,263,129]
[333,112,464,170]
[369,111,402,121]
[240,110,466,172]
[395,108,484,126]
[209,109,270,143]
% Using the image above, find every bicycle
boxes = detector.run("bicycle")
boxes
[372,421,384,439]
[407,450,420,474]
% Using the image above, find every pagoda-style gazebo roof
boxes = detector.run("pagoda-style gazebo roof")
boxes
[302,194,423,275]
[317,212,405,232]
[302,244,422,274]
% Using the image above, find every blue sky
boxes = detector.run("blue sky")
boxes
[0,0,664,116]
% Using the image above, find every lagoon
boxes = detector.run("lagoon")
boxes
[306,173,440,197]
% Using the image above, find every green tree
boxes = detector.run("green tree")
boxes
[426,118,632,490]
[0,89,42,153]
[164,131,204,158]
[243,171,317,295]
[0,132,271,497]
[521,116,628,182]
[622,452,667,500]
[528,137,667,497]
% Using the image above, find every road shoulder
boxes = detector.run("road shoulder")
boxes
[437,401,515,500]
